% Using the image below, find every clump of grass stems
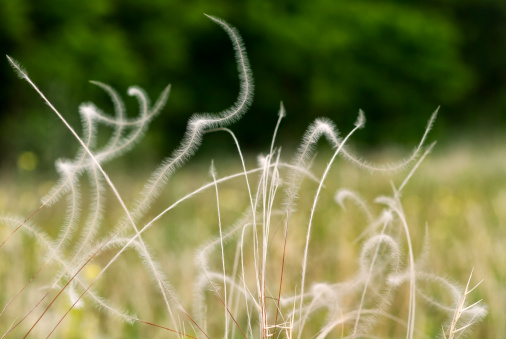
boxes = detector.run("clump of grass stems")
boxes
[1,15,486,338]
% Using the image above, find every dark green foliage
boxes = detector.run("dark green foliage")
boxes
[1,0,504,168]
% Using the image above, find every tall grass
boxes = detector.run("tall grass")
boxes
[1,15,487,338]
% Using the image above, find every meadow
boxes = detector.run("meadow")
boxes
[1,139,502,338]
[0,15,500,339]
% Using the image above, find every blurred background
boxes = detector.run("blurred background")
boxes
[1,1,505,337]
[1,0,505,171]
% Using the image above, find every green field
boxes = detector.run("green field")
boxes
[2,13,504,338]
[0,138,503,338]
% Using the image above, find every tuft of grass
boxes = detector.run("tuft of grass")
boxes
[1,15,487,339]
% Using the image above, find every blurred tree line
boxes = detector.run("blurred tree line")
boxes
[1,0,505,169]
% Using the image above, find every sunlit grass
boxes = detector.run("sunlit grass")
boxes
[1,139,502,338]
[0,15,496,339]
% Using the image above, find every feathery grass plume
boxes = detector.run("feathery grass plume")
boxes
[4,55,181,335]
[6,55,28,80]
[339,107,438,173]
[297,111,365,337]
[90,83,170,163]
[41,84,172,328]
[270,107,417,336]
[282,117,340,218]
[57,16,253,335]
[8,15,253,338]
[128,14,253,224]
[76,16,255,330]
[2,15,488,339]
[63,13,253,332]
